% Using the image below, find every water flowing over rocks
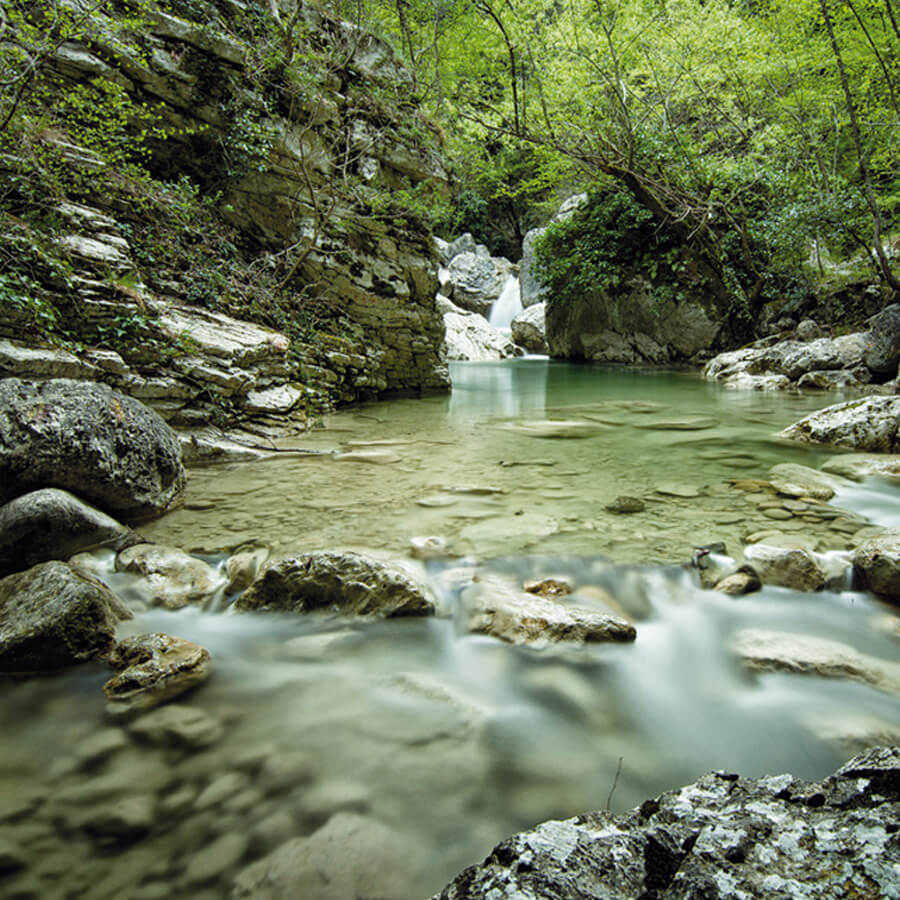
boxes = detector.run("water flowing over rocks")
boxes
[510,302,548,354]
[0,561,131,672]
[115,543,222,610]
[104,633,212,718]
[853,531,900,604]
[434,746,900,900]
[438,234,516,316]
[780,395,900,451]
[0,488,140,578]
[234,550,436,617]
[0,378,185,521]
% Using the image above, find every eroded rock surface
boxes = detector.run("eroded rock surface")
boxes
[780,395,900,452]
[854,530,900,604]
[511,302,547,354]
[115,543,221,610]
[435,746,900,900]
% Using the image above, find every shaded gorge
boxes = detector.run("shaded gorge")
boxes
[2,361,899,899]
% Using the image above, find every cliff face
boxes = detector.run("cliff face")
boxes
[0,0,449,431]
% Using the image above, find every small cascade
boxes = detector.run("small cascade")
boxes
[489,275,523,330]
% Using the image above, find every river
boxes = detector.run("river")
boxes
[3,360,899,899]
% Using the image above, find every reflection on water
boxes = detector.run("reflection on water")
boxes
[2,362,899,899]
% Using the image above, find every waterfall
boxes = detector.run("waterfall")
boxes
[489,276,523,330]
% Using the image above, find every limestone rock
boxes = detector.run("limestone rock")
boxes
[0,561,131,672]
[445,251,513,317]
[742,543,826,591]
[104,632,212,717]
[235,550,435,617]
[863,303,900,377]
[767,463,848,501]
[0,488,139,578]
[434,747,900,900]
[441,233,478,264]
[854,530,900,604]
[713,566,762,595]
[443,307,522,361]
[462,574,636,646]
[510,302,547,354]
[0,338,99,380]
[127,703,224,749]
[780,395,900,452]
[0,378,185,521]
[115,543,220,610]
[519,226,548,308]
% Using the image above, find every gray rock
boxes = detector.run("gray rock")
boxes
[863,303,900,376]
[80,794,156,840]
[742,543,826,591]
[442,233,478,264]
[462,574,636,646]
[0,379,185,521]
[115,544,220,610]
[780,395,900,452]
[443,308,522,361]
[510,302,547,353]
[183,831,248,886]
[104,632,212,717]
[434,746,900,900]
[767,463,848,501]
[128,704,224,749]
[0,488,139,578]
[605,496,645,514]
[0,561,131,672]
[0,338,99,380]
[854,530,900,604]
[235,550,435,617]
[713,566,762,595]
[445,251,512,316]
[796,318,823,340]
[519,227,548,308]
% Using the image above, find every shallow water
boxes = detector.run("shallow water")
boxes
[3,361,900,899]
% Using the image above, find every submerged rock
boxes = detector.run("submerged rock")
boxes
[780,395,900,452]
[0,561,131,672]
[104,632,212,718]
[235,551,435,617]
[0,378,185,521]
[0,488,139,578]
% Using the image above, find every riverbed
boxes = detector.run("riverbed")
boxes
[2,360,899,899]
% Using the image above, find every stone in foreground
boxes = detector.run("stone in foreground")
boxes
[104,632,212,718]
[0,561,132,671]
[0,378,185,521]
[235,550,435,617]
[434,746,900,900]
[854,530,900,604]
[780,395,900,452]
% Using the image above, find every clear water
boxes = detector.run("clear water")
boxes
[2,361,899,900]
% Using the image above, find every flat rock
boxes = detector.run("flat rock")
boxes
[243,385,302,415]
[116,543,220,610]
[504,419,602,439]
[821,453,900,482]
[104,632,212,718]
[0,338,99,380]
[127,704,224,749]
[780,395,900,452]
[768,463,846,500]
[0,561,131,672]
[235,550,435,617]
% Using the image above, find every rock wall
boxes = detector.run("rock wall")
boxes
[0,0,449,431]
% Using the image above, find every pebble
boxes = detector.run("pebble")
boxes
[763,508,793,520]
[128,705,224,750]
[195,772,250,811]
[181,832,248,887]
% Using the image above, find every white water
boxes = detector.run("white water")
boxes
[488,275,523,330]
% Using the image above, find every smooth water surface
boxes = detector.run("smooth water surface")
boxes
[3,361,899,899]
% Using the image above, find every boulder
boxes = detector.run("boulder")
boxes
[780,395,900,452]
[795,318,823,340]
[0,378,185,521]
[234,550,435,617]
[713,566,762,595]
[441,232,478,265]
[519,227,548,308]
[0,561,131,672]
[444,251,513,317]
[103,632,212,718]
[854,530,900,604]
[863,303,900,377]
[742,543,826,591]
[767,463,848,501]
[443,307,522,361]
[115,543,221,610]
[0,488,139,578]
[462,574,636,646]
[510,302,547,354]
[434,747,900,900]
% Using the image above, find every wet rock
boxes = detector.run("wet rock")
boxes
[104,633,212,718]
[73,728,129,768]
[0,488,140,578]
[742,543,826,591]
[605,496,645,514]
[409,535,451,560]
[505,419,601,439]
[853,530,900,604]
[81,794,156,841]
[235,551,435,618]
[434,746,900,900]
[821,453,900,482]
[510,303,547,353]
[733,629,900,696]
[0,561,131,672]
[226,548,269,594]
[863,303,900,377]
[183,831,248,887]
[116,544,220,610]
[523,578,573,598]
[127,704,224,750]
[0,378,185,521]
[780,395,900,452]
[714,566,762,595]
[232,812,421,900]
[249,811,296,856]
[462,574,636,646]
[767,463,847,501]
[443,305,521,361]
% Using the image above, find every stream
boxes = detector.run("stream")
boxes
[2,360,900,899]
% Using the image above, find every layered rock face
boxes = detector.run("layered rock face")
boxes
[1,0,449,426]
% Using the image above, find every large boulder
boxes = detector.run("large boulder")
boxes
[0,488,140,578]
[854,530,900,604]
[519,227,548,308]
[511,302,547,354]
[0,561,131,672]
[780,395,900,452]
[435,746,900,900]
[742,544,826,592]
[863,303,900,377]
[442,305,522,361]
[234,550,435,617]
[444,250,514,317]
[0,379,185,521]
